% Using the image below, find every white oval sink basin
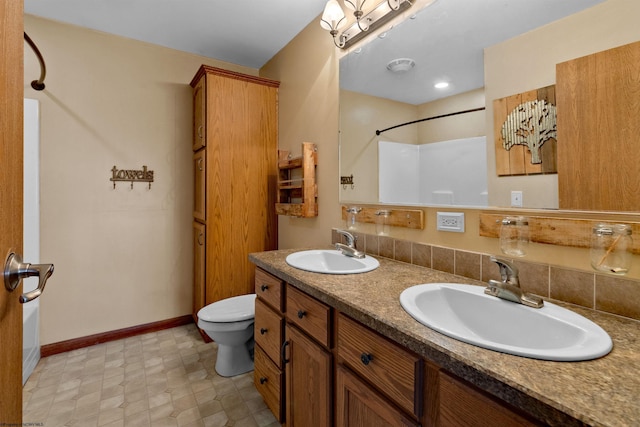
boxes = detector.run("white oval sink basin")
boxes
[286,250,379,274]
[400,283,612,361]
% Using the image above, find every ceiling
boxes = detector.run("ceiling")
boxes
[340,0,606,105]
[25,0,606,102]
[24,0,329,69]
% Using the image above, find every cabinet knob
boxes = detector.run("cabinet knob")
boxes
[260,284,269,292]
[297,310,306,319]
[260,328,268,335]
[259,377,267,385]
[360,353,373,366]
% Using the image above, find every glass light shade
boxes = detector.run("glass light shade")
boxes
[343,0,366,11]
[321,0,347,31]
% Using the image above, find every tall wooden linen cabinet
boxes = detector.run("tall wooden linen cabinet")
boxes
[190,65,279,324]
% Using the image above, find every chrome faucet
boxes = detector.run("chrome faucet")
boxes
[335,230,366,259]
[485,256,544,308]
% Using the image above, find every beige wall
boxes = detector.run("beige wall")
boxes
[24,15,257,345]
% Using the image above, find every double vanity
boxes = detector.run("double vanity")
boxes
[250,247,639,426]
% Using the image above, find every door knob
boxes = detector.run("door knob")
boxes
[4,252,54,303]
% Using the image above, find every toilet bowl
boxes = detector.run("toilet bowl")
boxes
[197,294,257,377]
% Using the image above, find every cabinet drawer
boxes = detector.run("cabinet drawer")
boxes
[255,268,284,312]
[254,346,283,422]
[255,298,284,368]
[337,313,421,417]
[286,286,331,348]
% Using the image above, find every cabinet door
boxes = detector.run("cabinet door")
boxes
[439,372,540,427]
[192,76,206,151]
[193,149,206,223]
[284,324,332,427]
[336,366,419,427]
[193,221,206,315]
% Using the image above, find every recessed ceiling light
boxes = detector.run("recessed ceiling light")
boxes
[387,58,416,73]
[434,82,449,89]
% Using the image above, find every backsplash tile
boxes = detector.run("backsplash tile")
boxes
[550,267,595,309]
[432,247,455,274]
[596,275,640,320]
[455,251,481,281]
[333,229,640,322]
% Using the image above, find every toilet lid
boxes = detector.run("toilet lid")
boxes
[198,294,256,323]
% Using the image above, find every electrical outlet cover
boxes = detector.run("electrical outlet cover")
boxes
[437,212,465,232]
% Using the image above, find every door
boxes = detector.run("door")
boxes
[1,0,25,421]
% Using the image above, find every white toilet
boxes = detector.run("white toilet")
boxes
[197,294,257,377]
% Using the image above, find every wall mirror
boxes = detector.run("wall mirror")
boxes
[338,0,615,209]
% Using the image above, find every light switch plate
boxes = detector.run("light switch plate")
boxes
[511,191,523,207]
[437,212,465,232]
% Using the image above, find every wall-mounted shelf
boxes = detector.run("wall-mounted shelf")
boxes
[479,211,640,254]
[276,142,318,217]
[340,205,425,230]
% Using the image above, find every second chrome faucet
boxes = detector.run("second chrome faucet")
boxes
[485,256,544,308]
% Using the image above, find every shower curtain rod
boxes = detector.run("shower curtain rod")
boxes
[375,107,486,135]
[24,32,46,91]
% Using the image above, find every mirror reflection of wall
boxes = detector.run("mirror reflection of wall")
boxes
[339,0,640,211]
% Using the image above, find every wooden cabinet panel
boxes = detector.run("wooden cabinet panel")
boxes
[193,222,205,316]
[193,149,205,223]
[285,324,332,427]
[438,372,540,427]
[337,313,421,417]
[255,268,284,312]
[286,285,331,347]
[190,65,279,308]
[255,298,284,368]
[254,346,283,422]
[556,41,640,211]
[192,76,206,151]
[336,365,419,427]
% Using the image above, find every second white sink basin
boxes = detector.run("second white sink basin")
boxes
[286,250,379,274]
[400,283,612,361]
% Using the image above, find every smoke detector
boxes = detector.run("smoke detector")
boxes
[386,58,415,73]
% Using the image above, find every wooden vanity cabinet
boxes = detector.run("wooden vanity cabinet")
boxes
[190,65,279,321]
[253,269,285,422]
[284,285,333,427]
[436,371,541,427]
[252,266,543,427]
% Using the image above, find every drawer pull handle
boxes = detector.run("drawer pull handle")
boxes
[260,284,269,291]
[260,328,268,335]
[281,340,290,364]
[297,310,306,319]
[259,377,267,385]
[360,353,373,365]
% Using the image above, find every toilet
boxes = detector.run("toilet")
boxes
[197,294,257,377]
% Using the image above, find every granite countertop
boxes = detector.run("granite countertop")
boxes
[249,249,640,427]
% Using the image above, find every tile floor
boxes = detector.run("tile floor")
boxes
[23,324,280,427]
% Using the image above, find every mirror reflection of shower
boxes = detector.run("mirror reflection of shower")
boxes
[23,98,41,385]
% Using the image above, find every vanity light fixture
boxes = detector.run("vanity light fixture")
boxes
[321,0,412,49]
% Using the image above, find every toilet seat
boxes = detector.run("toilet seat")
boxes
[197,294,256,323]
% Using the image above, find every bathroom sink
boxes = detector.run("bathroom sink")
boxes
[399,283,612,361]
[286,250,379,274]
